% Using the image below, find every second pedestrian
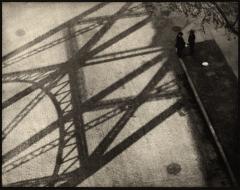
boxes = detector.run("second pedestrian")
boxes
[188,30,195,55]
[175,32,185,58]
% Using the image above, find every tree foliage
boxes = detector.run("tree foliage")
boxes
[144,2,239,37]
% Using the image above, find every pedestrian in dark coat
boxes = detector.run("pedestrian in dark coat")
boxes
[175,32,185,58]
[188,30,195,55]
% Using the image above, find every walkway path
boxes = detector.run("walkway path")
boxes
[181,40,239,185]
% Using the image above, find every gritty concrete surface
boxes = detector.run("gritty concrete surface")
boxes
[2,2,233,187]
[181,40,239,185]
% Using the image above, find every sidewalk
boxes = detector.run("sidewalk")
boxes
[180,40,239,185]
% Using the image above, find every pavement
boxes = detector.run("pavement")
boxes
[180,41,239,185]
[2,2,237,187]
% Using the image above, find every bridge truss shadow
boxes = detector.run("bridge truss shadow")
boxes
[2,2,184,187]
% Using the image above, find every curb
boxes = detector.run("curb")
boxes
[178,58,238,187]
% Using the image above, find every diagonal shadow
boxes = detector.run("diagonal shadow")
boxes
[59,99,184,187]
[4,83,180,165]
[3,7,149,68]
[3,3,133,69]
[3,85,181,176]
[2,87,179,164]
[2,62,64,78]
[2,74,68,163]
[84,89,180,128]
[3,46,161,80]
[83,16,151,61]
[2,52,163,165]
[2,65,67,110]
[64,15,151,66]
[2,23,103,68]
[80,53,164,111]
[2,14,151,111]
[76,3,133,57]
[75,2,145,26]
[75,11,148,26]
[3,51,168,178]
[91,89,180,111]
[3,3,149,65]
[3,72,66,141]
[3,11,163,187]
[2,47,165,138]
[3,17,160,164]
[2,2,109,61]
[2,106,124,173]
[2,119,60,164]
[4,7,150,109]
[88,56,170,160]
[2,13,152,110]
[57,52,172,186]
[2,90,46,140]
[59,4,133,167]
[62,3,134,164]
[5,98,183,187]
[88,45,157,59]
[84,47,163,67]
[84,106,125,131]
[3,125,77,174]
[2,72,65,137]
[102,102,183,161]
[62,3,135,166]
[88,105,138,160]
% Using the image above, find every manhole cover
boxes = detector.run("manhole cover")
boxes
[166,163,181,175]
[172,26,182,32]
[16,29,26,37]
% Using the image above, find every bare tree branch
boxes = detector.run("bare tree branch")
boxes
[211,2,239,36]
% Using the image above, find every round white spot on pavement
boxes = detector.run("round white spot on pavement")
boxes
[202,62,209,66]
[167,163,181,175]
[15,29,26,37]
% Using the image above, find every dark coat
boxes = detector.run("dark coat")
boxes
[175,36,185,49]
[188,33,195,45]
